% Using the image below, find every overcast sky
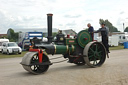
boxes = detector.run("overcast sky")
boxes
[0,0,128,33]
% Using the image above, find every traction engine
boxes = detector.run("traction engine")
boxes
[20,14,107,74]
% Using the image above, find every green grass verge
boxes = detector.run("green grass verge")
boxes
[0,51,28,59]
[109,45,124,50]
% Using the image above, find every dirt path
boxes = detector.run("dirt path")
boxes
[0,49,128,85]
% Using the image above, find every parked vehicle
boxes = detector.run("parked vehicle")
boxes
[18,32,43,50]
[109,35,119,46]
[0,39,9,51]
[119,34,128,44]
[97,35,119,46]
[1,42,22,55]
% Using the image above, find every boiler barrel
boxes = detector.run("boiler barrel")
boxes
[35,44,75,55]
[54,45,75,54]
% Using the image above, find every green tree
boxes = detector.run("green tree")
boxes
[99,19,119,32]
[7,28,18,42]
[124,27,128,32]
[0,35,7,38]
[84,28,88,31]
[52,32,58,37]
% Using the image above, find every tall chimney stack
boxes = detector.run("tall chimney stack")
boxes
[47,13,53,43]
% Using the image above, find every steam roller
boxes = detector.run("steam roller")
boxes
[21,14,107,74]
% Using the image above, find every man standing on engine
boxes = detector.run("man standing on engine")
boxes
[87,23,94,40]
[94,23,110,53]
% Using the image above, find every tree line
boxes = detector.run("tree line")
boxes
[7,28,58,42]
[124,27,128,32]
[6,20,128,42]
[7,28,18,42]
[99,19,119,32]
[99,19,128,32]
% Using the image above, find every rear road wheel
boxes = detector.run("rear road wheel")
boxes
[83,41,106,67]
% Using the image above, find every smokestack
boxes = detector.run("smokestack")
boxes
[47,13,53,43]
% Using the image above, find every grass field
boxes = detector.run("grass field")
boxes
[109,45,124,50]
[0,45,125,59]
[0,51,28,59]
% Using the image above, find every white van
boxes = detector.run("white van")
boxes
[0,39,9,51]
[109,35,119,46]
[119,34,128,44]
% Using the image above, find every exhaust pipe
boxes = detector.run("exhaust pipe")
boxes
[47,13,53,43]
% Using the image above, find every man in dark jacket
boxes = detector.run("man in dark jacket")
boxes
[94,23,110,53]
[56,30,65,45]
[87,23,94,40]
